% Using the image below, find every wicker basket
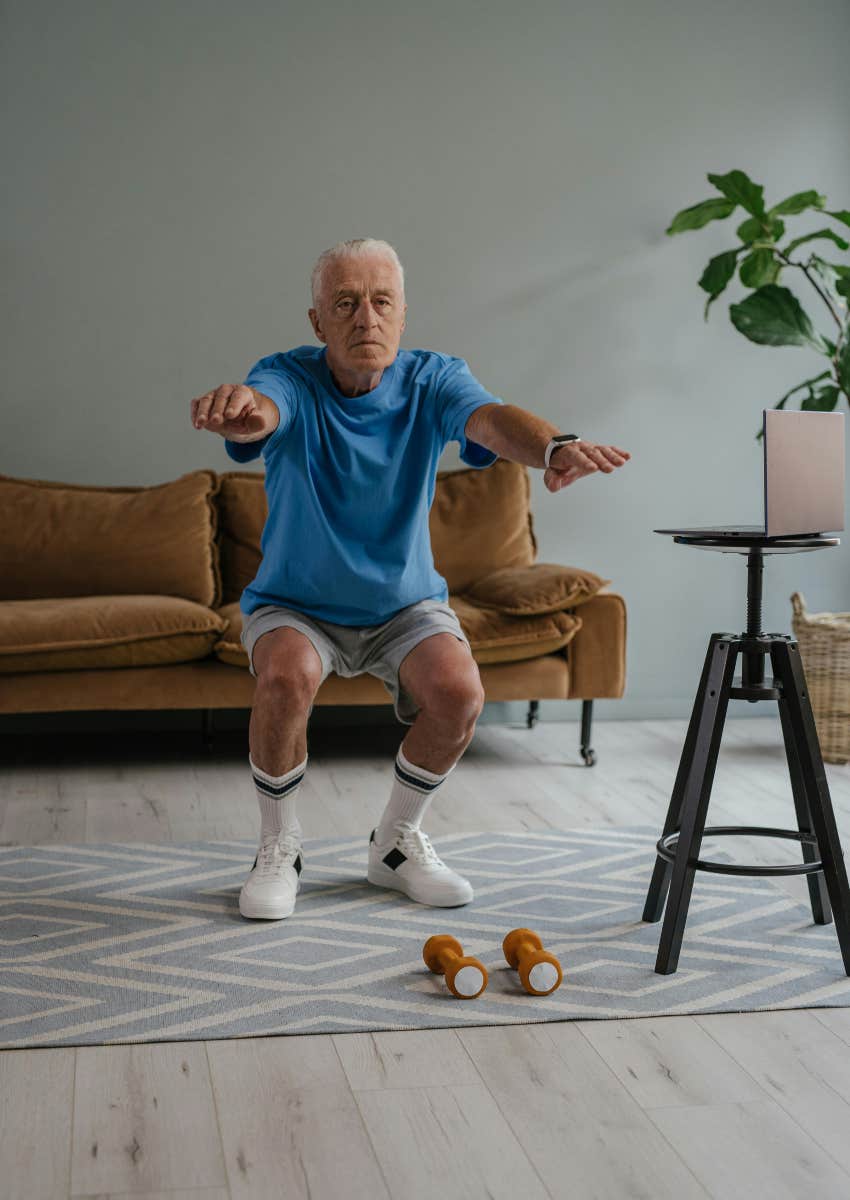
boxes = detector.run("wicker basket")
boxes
[790,591,850,764]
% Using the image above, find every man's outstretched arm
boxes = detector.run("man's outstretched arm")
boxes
[464,402,630,491]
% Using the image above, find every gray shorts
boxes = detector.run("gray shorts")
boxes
[240,597,472,725]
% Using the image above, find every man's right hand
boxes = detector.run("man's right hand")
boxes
[190,384,279,443]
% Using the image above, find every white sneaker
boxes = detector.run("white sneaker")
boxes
[239,832,303,919]
[367,824,473,907]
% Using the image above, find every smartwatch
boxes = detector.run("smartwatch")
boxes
[544,433,581,470]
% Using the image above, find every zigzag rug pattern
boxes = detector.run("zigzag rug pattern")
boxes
[1,827,848,1048]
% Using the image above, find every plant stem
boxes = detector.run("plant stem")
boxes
[776,249,843,332]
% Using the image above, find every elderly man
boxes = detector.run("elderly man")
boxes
[191,237,629,920]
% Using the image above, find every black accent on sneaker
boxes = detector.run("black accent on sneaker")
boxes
[370,829,376,844]
[294,854,303,875]
[251,854,258,870]
[383,847,407,870]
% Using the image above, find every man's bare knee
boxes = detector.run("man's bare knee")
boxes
[252,627,325,701]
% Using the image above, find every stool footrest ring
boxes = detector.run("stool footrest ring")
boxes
[657,825,823,877]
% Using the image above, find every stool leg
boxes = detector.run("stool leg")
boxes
[777,688,831,925]
[771,639,850,974]
[644,633,728,923]
[655,637,738,974]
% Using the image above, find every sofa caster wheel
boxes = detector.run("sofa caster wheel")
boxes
[526,700,539,729]
[579,700,595,766]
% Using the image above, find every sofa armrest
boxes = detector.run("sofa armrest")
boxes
[566,591,627,699]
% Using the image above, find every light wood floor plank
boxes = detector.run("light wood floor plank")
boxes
[458,1022,710,1198]
[697,1010,850,1177]
[71,1041,227,1197]
[333,1028,483,1091]
[354,1083,551,1200]
[0,1047,74,1200]
[649,1098,850,1199]
[575,1013,766,1108]
[206,1033,390,1200]
[72,1191,229,1199]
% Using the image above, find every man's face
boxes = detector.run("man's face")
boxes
[309,253,407,377]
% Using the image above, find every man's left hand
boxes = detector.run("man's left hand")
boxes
[544,440,631,493]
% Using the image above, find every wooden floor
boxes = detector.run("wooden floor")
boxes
[2,714,850,1200]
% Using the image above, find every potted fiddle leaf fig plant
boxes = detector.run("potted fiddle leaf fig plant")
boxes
[667,169,850,439]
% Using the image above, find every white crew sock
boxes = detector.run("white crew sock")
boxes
[250,753,307,843]
[374,742,458,844]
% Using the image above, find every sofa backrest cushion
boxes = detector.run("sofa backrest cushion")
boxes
[216,471,267,606]
[215,458,536,604]
[429,460,536,592]
[0,470,222,607]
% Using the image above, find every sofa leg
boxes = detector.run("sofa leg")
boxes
[526,700,540,729]
[580,700,596,766]
[202,708,215,753]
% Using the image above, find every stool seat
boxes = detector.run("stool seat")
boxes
[644,535,850,976]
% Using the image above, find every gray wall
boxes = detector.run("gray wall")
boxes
[4,0,849,722]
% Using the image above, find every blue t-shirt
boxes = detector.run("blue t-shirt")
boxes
[225,344,504,625]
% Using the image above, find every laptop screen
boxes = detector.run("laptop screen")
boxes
[765,409,845,536]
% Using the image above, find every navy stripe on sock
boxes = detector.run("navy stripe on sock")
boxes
[394,758,443,793]
[252,770,305,799]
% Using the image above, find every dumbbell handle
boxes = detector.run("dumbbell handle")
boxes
[434,946,462,972]
[514,937,539,963]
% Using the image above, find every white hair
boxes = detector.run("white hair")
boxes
[310,237,405,310]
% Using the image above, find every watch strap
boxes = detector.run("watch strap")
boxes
[544,434,581,470]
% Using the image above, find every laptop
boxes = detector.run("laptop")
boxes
[655,408,845,539]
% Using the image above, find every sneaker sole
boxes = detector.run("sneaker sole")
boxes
[239,882,299,920]
[367,862,473,907]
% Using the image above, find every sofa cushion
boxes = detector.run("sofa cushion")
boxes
[464,562,611,615]
[212,596,581,670]
[429,460,536,592]
[447,595,581,662]
[215,459,537,604]
[216,472,267,606]
[0,596,228,674]
[0,470,222,608]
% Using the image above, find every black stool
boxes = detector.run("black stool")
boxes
[643,532,850,976]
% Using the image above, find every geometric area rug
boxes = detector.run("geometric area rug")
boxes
[2,826,849,1049]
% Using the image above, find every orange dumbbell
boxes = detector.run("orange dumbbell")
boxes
[503,928,563,996]
[423,934,488,999]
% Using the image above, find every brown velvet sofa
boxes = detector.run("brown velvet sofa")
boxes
[0,459,626,763]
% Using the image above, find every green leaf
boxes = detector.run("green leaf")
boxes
[837,333,850,395]
[739,249,780,288]
[707,170,766,217]
[737,216,762,242]
[699,250,740,297]
[667,198,736,234]
[755,370,834,440]
[827,209,850,229]
[809,256,845,309]
[776,370,833,406]
[783,227,850,255]
[768,190,827,216]
[737,215,785,244]
[728,284,830,351]
[766,216,786,242]
[801,384,840,411]
[820,261,850,300]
